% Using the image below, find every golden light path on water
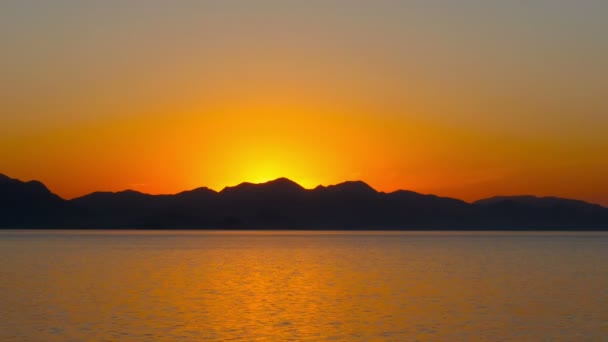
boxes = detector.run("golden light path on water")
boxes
[1,230,607,341]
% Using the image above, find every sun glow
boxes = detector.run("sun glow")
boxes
[227,152,323,190]
[181,104,356,192]
[244,159,292,184]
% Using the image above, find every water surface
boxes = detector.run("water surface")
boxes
[1,230,607,341]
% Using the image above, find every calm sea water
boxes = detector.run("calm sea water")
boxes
[0,230,607,341]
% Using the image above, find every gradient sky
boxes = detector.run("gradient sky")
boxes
[1,1,607,204]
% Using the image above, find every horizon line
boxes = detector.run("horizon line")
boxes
[2,173,605,208]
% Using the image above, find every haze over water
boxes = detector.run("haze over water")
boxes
[1,230,607,341]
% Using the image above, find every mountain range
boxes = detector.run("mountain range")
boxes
[1,173,607,229]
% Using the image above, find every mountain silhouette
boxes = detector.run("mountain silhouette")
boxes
[0,174,71,227]
[1,173,607,229]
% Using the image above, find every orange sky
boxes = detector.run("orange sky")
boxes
[1,1,607,205]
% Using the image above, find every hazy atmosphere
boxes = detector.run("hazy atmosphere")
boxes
[2,1,607,204]
[2,3,608,341]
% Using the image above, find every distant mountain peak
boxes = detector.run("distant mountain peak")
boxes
[264,177,304,188]
[0,173,14,183]
[0,174,64,209]
[117,189,144,195]
[24,180,52,192]
[178,186,216,194]
[327,180,377,194]
[0,174,49,191]
[474,195,600,208]
[85,189,143,196]
[221,177,304,194]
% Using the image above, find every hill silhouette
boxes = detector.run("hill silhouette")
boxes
[0,174,72,227]
[1,173,607,229]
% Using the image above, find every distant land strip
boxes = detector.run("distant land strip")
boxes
[1,173,607,230]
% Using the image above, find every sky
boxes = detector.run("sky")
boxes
[1,1,607,204]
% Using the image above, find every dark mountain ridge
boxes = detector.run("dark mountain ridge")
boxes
[1,173,607,229]
[0,174,70,227]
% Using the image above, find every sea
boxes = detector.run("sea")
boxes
[0,230,607,341]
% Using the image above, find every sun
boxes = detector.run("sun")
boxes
[246,159,288,184]
[235,155,321,189]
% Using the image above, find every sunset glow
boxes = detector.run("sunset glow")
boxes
[3,2,608,341]
[1,1,607,204]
